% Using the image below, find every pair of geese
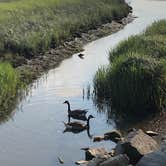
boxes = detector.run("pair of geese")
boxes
[63,100,94,132]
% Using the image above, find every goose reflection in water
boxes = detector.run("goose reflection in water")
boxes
[63,115,94,139]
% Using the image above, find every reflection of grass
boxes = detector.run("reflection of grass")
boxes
[94,20,166,117]
[0,0,130,57]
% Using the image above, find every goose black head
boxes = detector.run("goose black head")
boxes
[63,100,69,104]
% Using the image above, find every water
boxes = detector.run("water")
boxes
[0,0,166,165]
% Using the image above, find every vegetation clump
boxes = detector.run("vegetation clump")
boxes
[111,54,165,116]
[0,63,21,111]
[94,20,166,117]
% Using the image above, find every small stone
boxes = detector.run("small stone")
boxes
[100,154,129,166]
[145,131,159,137]
[75,160,89,165]
[93,136,105,142]
[136,151,166,166]
[85,147,110,160]
[104,130,122,143]
[109,149,115,157]
[87,157,105,166]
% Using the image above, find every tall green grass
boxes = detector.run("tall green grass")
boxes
[94,66,111,98]
[94,20,166,117]
[0,0,130,58]
[109,20,166,61]
[110,54,166,116]
[0,63,21,111]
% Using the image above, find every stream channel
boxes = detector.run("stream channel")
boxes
[0,0,166,165]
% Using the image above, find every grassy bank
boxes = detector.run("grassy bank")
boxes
[0,0,130,59]
[94,20,166,117]
[0,0,131,112]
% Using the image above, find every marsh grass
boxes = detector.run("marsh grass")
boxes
[0,63,22,111]
[0,0,130,58]
[93,66,111,98]
[94,20,166,117]
[110,54,166,116]
[109,20,166,61]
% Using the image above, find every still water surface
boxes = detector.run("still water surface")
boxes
[0,0,166,165]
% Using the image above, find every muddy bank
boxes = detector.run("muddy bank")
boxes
[16,14,134,83]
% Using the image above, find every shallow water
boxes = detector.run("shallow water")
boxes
[0,0,166,165]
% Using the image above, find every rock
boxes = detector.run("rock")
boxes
[85,147,110,161]
[161,143,166,154]
[145,131,159,137]
[127,128,137,133]
[75,160,89,165]
[81,147,89,151]
[136,151,166,166]
[104,130,122,143]
[161,135,166,141]
[87,156,106,166]
[109,149,115,157]
[100,154,129,166]
[93,136,105,142]
[115,129,159,164]
[115,142,125,155]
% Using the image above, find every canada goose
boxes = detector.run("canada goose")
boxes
[63,115,94,131]
[63,100,88,120]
